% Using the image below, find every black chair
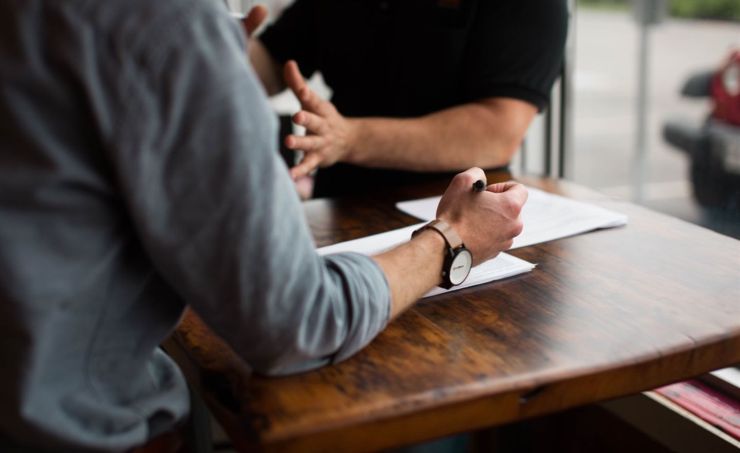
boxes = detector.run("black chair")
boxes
[519,0,575,179]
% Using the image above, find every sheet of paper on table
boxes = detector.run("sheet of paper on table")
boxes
[396,187,628,249]
[317,225,535,298]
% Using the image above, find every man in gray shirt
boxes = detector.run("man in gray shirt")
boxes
[0,0,527,451]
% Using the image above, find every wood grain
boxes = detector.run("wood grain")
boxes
[169,172,740,452]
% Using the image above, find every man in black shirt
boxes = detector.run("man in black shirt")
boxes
[250,0,568,197]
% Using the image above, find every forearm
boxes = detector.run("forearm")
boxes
[347,99,535,172]
[250,229,445,374]
[372,229,446,319]
[248,39,285,96]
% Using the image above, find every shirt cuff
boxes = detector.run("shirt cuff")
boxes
[322,252,391,364]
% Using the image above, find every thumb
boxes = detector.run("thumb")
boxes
[242,5,268,38]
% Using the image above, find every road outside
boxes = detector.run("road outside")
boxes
[572,8,740,237]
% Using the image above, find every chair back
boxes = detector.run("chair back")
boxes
[515,0,576,179]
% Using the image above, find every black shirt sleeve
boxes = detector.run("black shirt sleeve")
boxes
[461,0,568,111]
[259,0,319,79]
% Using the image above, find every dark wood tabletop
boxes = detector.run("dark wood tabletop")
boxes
[168,172,740,452]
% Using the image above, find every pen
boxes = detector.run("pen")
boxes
[472,179,486,192]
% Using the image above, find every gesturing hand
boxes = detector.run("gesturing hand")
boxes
[437,168,527,266]
[283,60,357,180]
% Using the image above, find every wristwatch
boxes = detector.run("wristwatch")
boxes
[412,219,473,289]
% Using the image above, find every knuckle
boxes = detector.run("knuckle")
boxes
[319,100,333,113]
[502,197,517,214]
[519,184,529,199]
[468,166,485,181]
[451,172,467,186]
[512,219,524,237]
[504,196,523,216]
[512,184,528,204]
[452,171,474,187]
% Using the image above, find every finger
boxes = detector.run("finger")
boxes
[284,60,308,98]
[501,182,529,206]
[283,62,329,113]
[297,85,325,113]
[502,239,514,251]
[293,110,326,134]
[488,181,528,202]
[243,5,268,37]
[285,134,324,151]
[486,181,519,193]
[290,154,323,179]
[492,183,528,216]
[294,175,314,200]
[512,219,524,238]
[451,167,486,191]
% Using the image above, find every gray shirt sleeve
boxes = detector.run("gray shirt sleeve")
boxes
[105,1,391,375]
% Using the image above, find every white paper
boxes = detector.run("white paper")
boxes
[317,226,535,298]
[422,253,535,298]
[317,224,423,257]
[396,187,628,249]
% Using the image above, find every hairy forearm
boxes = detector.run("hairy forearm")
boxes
[372,229,446,319]
[347,99,536,172]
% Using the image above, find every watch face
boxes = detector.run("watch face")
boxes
[449,249,473,286]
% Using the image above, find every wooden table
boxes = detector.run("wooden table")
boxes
[168,172,740,452]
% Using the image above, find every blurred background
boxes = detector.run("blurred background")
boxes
[571,0,740,239]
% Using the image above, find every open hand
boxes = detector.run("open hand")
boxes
[437,168,527,265]
[283,60,357,180]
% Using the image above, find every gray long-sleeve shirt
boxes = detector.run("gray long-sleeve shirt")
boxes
[0,0,391,450]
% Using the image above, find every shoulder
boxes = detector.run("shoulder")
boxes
[476,0,568,28]
[473,0,568,48]
[522,0,568,28]
[521,0,568,29]
[74,0,242,62]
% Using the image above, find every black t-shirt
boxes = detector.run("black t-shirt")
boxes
[261,0,568,197]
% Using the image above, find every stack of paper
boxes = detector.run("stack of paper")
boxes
[317,187,627,298]
[317,227,535,298]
